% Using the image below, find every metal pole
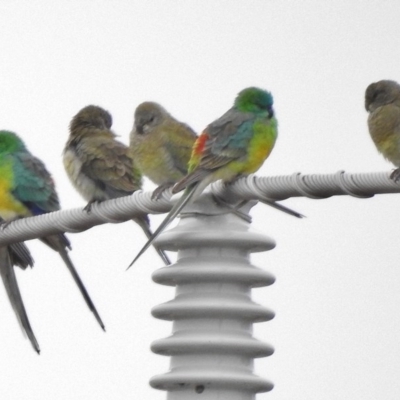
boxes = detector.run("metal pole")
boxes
[150,195,275,399]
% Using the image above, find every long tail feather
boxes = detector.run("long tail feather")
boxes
[0,246,40,353]
[132,216,171,266]
[57,246,105,331]
[217,197,304,220]
[128,184,199,269]
[41,235,105,331]
[258,198,305,218]
[9,242,34,269]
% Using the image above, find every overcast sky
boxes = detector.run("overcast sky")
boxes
[0,1,400,399]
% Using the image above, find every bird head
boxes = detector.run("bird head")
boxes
[234,87,274,116]
[365,80,400,112]
[70,105,113,133]
[133,102,166,134]
[0,130,26,154]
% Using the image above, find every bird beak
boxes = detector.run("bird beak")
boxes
[136,124,144,134]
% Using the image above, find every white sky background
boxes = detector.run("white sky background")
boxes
[0,1,400,399]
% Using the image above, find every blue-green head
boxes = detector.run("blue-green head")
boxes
[234,87,274,116]
[0,130,26,154]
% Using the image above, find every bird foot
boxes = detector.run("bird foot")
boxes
[0,217,20,230]
[151,184,173,200]
[390,168,400,183]
[83,200,101,213]
[0,220,11,230]
[210,196,252,223]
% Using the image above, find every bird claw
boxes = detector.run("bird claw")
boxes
[83,200,101,213]
[208,196,252,222]
[0,220,11,230]
[151,184,173,201]
[0,217,19,230]
[390,168,400,183]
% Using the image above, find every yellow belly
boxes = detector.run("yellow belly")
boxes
[230,120,277,175]
[0,165,29,219]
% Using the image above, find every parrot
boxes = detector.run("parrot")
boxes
[129,86,296,267]
[0,130,105,331]
[130,101,197,200]
[63,105,171,265]
[130,101,304,211]
[0,238,40,353]
[365,79,400,181]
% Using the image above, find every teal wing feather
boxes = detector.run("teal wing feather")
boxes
[11,151,60,213]
[199,109,255,170]
[172,110,258,193]
[8,151,105,329]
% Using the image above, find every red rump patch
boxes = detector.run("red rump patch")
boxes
[193,133,209,156]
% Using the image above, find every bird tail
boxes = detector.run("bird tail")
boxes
[9,241,35,269]
[177,173,305,219]
[127,183,200,269]
[41,235,105,331]
[172,168,209,194]
[257,198,305,218]
[0,246,40,354]
[132,215,171,266]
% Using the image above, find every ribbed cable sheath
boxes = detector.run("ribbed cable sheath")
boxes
[211,170,398,201]
[0,170,398,245]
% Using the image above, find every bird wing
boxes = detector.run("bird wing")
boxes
[76,136,142,197]
[172,109,255,192]
[164,122,197,175]
[11,153,71,248]
[11,151,60,214]
[199,108,255,170]
[8,150,105,330]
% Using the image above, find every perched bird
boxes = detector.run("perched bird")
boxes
[365,80,400,181]
[130,102,197,200]
[131,101,302,211]
[129,86,291,266]
[0,239,40,353]
[63,105,171,265]
[0,130,105,331]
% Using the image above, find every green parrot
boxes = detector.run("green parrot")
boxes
[129,86,296,267]
[130,101,197,200]
[365,80,400,181]
[131,101,302,211]
[63,105,171,265]
[0,130,105,331]
[0,238,40,353]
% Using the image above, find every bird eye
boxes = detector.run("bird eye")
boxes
[371,91,379,101]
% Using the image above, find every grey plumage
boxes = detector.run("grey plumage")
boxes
[130,102,197,200]
[64,105,171,265]
[365,80,400,181]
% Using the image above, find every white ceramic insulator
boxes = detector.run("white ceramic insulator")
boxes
[149,196,276,400]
